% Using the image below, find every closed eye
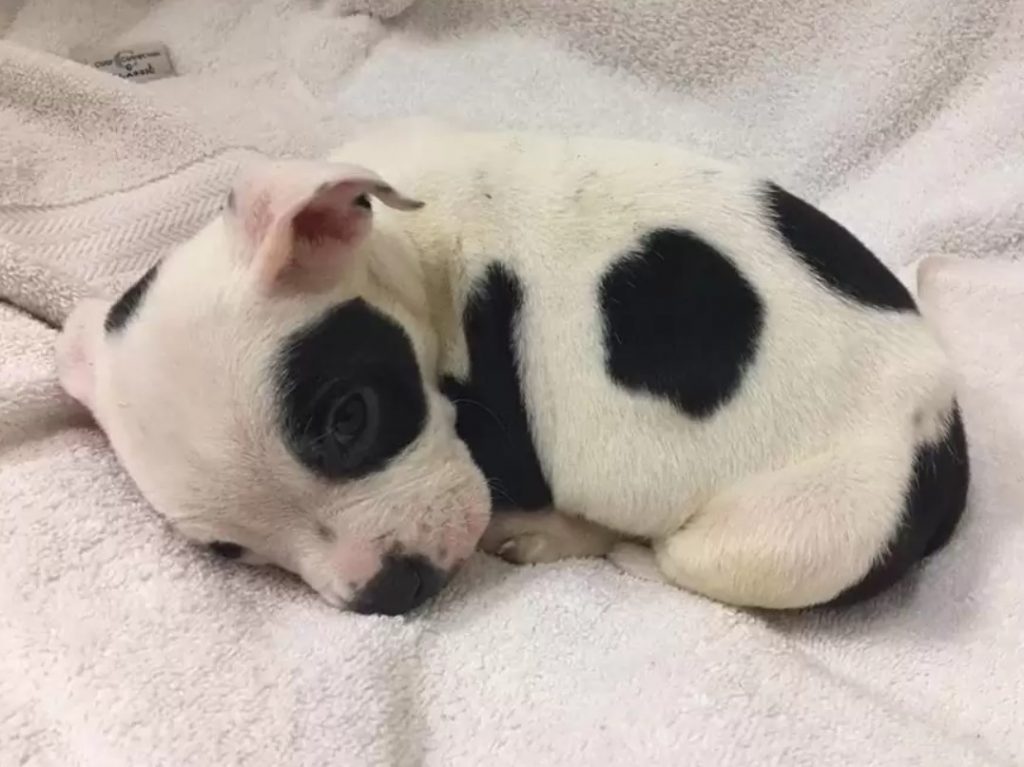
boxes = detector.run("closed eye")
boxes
[209,541,246,560]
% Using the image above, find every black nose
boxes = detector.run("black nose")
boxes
[352,554,446,616]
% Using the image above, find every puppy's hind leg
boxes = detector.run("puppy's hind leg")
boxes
[650,425,918,609]
[607,542,669,584]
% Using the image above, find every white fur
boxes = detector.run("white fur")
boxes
[57,121,957,610]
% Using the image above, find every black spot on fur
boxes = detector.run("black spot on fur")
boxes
[441,264,553,511]
[354,194,371,210]
[599,229,764,419]
[276,300,427,480]
[104,264,160,333]
[828,405,970,607]
[765,183,917,312]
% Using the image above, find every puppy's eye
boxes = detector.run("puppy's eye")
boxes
[209,541,245,559]
[328,388,374,443]
[321,386,380,471]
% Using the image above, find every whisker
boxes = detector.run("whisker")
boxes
[445,397,514,444]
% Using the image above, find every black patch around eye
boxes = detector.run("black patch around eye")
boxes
[105,263,160,333]
[600,228,765,419]
[354,194,371,210]
[764,183,917,312]
[209,541,245,559]
[276,299,428,480]
[440,263,553,511]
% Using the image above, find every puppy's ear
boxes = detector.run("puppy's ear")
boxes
[56,298,111,411]
[228,159,423,293]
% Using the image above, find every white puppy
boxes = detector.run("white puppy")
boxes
[56,122,969,615]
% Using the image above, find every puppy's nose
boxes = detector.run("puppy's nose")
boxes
[352,554,446,616]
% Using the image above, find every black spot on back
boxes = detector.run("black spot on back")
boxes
[276,299,427,480]
[105,264,160,333]
[441,264,553,511]
[599,229,765,419]
[827,405,970,607]
[765,183,917,312]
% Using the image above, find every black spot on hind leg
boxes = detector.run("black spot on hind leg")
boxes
[826,405,970,607]
[920,407,970,557]
[599,228,765,419]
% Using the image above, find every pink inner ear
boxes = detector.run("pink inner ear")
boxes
[254,181,375,293]
[236,161,418,293]
[292,200,363,245]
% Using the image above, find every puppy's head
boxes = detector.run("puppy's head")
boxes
[56,159,490,615]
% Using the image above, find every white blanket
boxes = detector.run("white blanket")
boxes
[1,1,1022,765]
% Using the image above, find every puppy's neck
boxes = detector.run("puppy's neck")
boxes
[363,211,470,381]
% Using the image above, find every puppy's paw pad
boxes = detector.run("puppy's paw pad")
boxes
[608,543,666,583]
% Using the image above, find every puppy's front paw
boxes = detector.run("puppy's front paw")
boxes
[494,533,561,564]
[480,509,621,565]
[607,542,668,584]
[480,517,561,564]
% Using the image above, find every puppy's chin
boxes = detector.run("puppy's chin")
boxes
[56,298,111,412]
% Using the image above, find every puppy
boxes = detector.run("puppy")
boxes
[56,121,969,615]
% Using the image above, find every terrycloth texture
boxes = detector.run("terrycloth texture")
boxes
[1,1,1023,765]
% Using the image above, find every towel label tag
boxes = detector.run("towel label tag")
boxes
[77,43,176,83]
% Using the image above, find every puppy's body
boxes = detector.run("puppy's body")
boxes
[57,122,968,613]
[333,126,967,608]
